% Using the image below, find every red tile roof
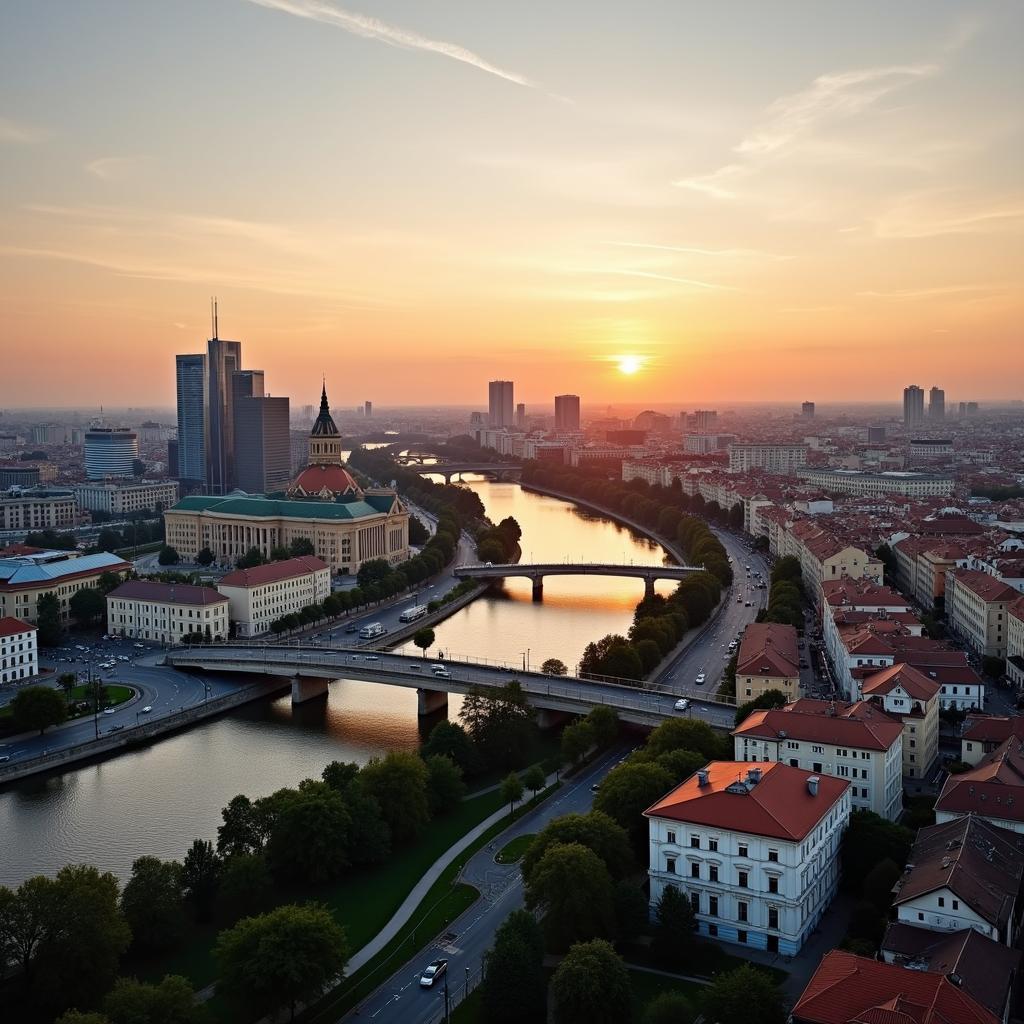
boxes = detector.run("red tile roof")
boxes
[862,664,940,703]
[822,578,910,609]
[737,622,799,678]
[644,761,848,842]
[218,555,329,588]
[733,699,903,752]
[107,580,227,606]
[0,616,35,638]
[287,464,359,498]
[962,715,1024,745]
[791,949,997,1024]
[936,737,1024,823]
[949,569,1019,604]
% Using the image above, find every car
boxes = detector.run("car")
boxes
[133,643,145,649]
[674,698,690,711]
[590,782,600,792]
[141,706,152,713]
[695,673,706,685]
[109,725,125,733]
[345,624,358,633]
[408,664,421,671]
[349,654,362,660]
[736,597,743,603]
[745,601,752,607]
[103,707,116,715]
[364,655,379,661]
[431,663,446,672]
[419,959,448,987]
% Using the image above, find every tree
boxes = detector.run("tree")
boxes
[523,763,546,797]
[70,586,105,627]
[35,591,62,646]
[593,762,674,845]
[841,811,913,892]
[424,754,466,815]
[356,558,392,589]
[549,939,632,1024]
[215,903,349,1023]
[408,515,430,546]
[585,706,619,748]
[525,843,616,951]
[460,681,538,770]
[216,794,270,858]
[11,685,67,735]
[862,857,903,912]
[196,547,215,567]
[562,720,594,766]
[613,880,649,943]
[541,658,568,676]
[359,751,430,842]
[522,812,633,884]
[216,854,272,921]
[121,856,186,952]
[645,717,721,761]
[702,964,785,1024]
[55,1013,110,1024]
[642,992,693,1024]
[96,571,122,595]
[501,771,524,814]
[412,626,435,656]
[480,910,546,1024]
[734,688,789,727]
[57,672,77,702]
[264,782,353,883]
[181,839,222,922]
[236,547,265,569]
[654,748,706,785]
[157,545,180,566]
[288,537,315,557]
[101,974,208,1024]
[651,884,696,968]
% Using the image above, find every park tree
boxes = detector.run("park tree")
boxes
[70,586,105,627]
[480,910,546,1024]
[215,903,349,1023]
[412,627,435,656]
[424,754,466,815]
[54,1014,110,1024]
[702,964,785,1024]
[584,705,620,748]
[613,880,649,943]
[35,591,62,646]
[157,545,179,566]
[101,974,208,1024]
[541,658,568,676]
[522,812,633,884]
[320,766,391,866]
[264,782,353,883]
[561,720,594,766]
[181,839,222,922]
[593,762,674,846]
[654,748,706,785]
[356,558,392,589]
[501,770,525,814]
[196,547,215,567]
[523,763,546,797]
[841,811,913,892]
[120,856,186,952]
[549,939,632,1024]
[524,843,616,951]
[651,884,697,968]
[58,672,78,702]
[216,854,273,922]
[644,717,722,761]
[460,680,538,769]
[11,685,68,735]
[216,794,270,858]
[642,992,693,1024]
[359,751,430,843]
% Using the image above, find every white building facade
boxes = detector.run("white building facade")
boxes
[216,556,331,637]
[0,616,38,684]
[106,580,229,644]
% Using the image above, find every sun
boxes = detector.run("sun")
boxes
[617,354,643,375]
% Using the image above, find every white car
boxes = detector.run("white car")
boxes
[695,673,707,685]
[141,706,152,713]
[103,708,116,715]
[364,655,379,661]
[133,643,145,649]
[674,698,690,712]
[419,960,448,988]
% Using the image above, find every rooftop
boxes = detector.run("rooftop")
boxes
[0,616,36,638]
[219,556,329,588]
[169,492,398,521]
[733,699,903,752]
[736,622,799,678]
[107,580,227,607]
[862,663,941,703]
[936,737,1024,823]
[0,550,129,587]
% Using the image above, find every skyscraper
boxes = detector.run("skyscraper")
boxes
[515,402,526,429]
[903,385,925,428]
[206,335,243,494]
[84,427,138,479]
[694,409,718,434]
[488,380,514,428]
[801,401,815,419]
[364,400,372,419]
[234,394,291,494]
[554,394,581,431]
[175,353,206,488]
[929,387,945,421]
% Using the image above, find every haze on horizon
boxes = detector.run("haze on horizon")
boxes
[1,0,1021,408]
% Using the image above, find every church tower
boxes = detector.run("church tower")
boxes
[287,381,361,500]
[308,382,342,465]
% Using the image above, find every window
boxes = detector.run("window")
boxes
[918,912,924,921]
[689,892,700,914]
[737,901,748,922]
[666,856,676,875]
[768,877,779,894]
[813,762,823,773]
[738,843,748,858]
[666,830,676,845]
[709,865,719,883]
[708,923,718,936]
[690,836,700,848]
[789,758,798,767]
[737,929,747,944]
[708,896,718,917]
[768,907,779,930]
[952,900,959,910]
[691,863,700,879]
[708,838,718,852]
[738,870,748,888]
[937,896,944,908]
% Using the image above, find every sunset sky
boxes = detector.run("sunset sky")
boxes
[1,0,1022,409]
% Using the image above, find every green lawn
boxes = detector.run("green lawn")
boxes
[627,967,706,1021]
[495,834,535,864]
[0,684,134,724]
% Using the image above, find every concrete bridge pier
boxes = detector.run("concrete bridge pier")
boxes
[644,577,657,599]
[531,576,544,601]
[291,675,329,704]
[417,688,449,716]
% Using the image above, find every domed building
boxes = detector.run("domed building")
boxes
[288,383,362,500]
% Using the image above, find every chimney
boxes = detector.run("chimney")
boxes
[747,767,763,785]
[807,776,820,796]
[697,769,710,787]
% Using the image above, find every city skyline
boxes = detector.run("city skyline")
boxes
[2,1,1022,407]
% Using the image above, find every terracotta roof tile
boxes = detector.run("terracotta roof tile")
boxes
[219,555,329,588]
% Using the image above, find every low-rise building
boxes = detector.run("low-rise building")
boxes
[0,616,38,684]
[961,714,1024,766]
[74,480,179,516]
[936,737,1024,834]
[732,698,903,820]
[106,580,229,644]
[217,556,331,637]
[0,550,131,625]
[735,622,800,701]
[796,466,955,497]
[1004,597,1024,690]
[645,761,850,955]
[891,816,1024,946]
[728,443,808,474]
[0,488,77,532]
[861,663,940,779]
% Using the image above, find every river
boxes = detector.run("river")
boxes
[0,478,672,886]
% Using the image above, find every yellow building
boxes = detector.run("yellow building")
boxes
[862,663,940,779]
[945,569,1017,659]
[106,580,229,644]
[736,622,800,701]
[217,555,331,637]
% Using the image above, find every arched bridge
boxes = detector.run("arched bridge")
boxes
[454,561,705,599]
[163,643,735,726]
[402,461,523,482]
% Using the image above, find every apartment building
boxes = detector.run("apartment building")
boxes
[217,555,331,637]
[796,467,954,497]
[74,480,179,516]
[946,568,1018,659]
[936,737,1024,834]
[961,715,1024,766]
[861,663,940,779]
[1007,597,1024,689]
[106,580,229,644]
[735,623,800,701]
[0,616,38,684]
[0,489,77,532]
[732,698,903,820]
[728,443,808,474]
[645,762,850,955]
[785,520,883,603]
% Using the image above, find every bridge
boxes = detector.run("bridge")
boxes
[454,561,705,599]
[164,643,735,727]
[397,459,523,482]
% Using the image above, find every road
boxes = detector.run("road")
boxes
[0,637,243,765]
[341,745,628,1024]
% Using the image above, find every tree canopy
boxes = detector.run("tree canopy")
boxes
[549,939,632,1024]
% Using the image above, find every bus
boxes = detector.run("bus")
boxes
[358,622,387,640]
[399,605,428,624]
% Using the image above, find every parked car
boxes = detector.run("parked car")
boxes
[419,960,448,988]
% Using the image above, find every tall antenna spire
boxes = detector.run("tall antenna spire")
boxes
[214,297,219,340]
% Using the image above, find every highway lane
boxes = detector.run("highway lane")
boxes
[341,745,628,1024]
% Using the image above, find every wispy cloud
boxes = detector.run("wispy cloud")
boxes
[601,241,790,262]
[579,268,735,291]
[85,156,151,181]
[243,0,541,90]
[0,116,47,144]
[873,197,1024,238]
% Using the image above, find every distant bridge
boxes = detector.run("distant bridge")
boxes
[454,561,705,598]
[401,461,524,483]
[164,643,735,725]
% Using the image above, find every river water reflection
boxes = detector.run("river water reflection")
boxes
[0,479,670,885]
